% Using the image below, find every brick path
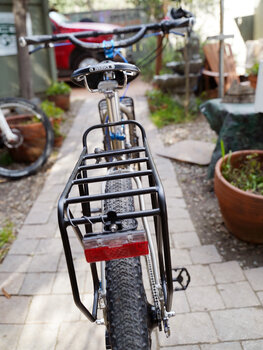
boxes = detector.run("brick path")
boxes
[1,81,263,350]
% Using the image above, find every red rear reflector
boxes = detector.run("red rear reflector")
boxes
[83,230,148,263]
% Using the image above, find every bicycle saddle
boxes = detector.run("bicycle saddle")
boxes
[71,60,140,91]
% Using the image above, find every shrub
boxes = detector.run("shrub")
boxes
[41,100,64,120]
[146,89,198,127]
[221,152,263,196]
[46,81,71,96]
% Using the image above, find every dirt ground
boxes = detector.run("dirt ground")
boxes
[159,115,263,270]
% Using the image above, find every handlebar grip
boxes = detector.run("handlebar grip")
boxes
[19,35,55,47]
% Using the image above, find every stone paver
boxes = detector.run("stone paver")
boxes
[52,271,86,294]
[172,232,201,249]
[186,265,215,286]
[210,261,245,284]
[24,201,54,225]
[28,253,60,273]
[0,296,31,323]
[56,321,105,350]
[200,343,242,350]
[17,324,59,350]
[169,218,195,233]
[245,267,263,291]
[190,245,222,264]
[26,295,80,323]
[186,286,225,311]
[158,312,218,346]
[1,83,263,350]
[211,308,263,341]
[257,291,263,305]
[19,273,56,295]
[0,324,23,349]
[8,238,40,255]
[0,272,25,295]
[0,254,32,273]
[242,340,263,350]
[171,248,193,266]
[218,281,260,308]
[169,290,190,314]
[18,223,57,239]
[35,238,62,255]
[162,347,200,350]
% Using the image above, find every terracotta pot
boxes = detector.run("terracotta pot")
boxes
[54,135,64,147]
[214,150,263,243]
[47,94,70,111]
[248,75,257,89]
[6,115,46,163]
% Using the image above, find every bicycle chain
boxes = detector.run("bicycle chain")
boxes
[145,254,162,330]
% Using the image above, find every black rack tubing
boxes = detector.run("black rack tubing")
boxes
[77,171,93,234]
[72,170,152,185]
[65,208,161,226]
[83,146,146,160]
[58,147,87,208]
[57,213,99,322]
[78,157,148,171]
[66,186,157,205]
[143,136,173,311]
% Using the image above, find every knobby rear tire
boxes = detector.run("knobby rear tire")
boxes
[0,98,54,179]
[104,174,151,350]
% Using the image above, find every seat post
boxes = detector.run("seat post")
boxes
[103,88,123,150]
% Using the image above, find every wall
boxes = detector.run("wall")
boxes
[254,0,263,39]
[0,0,56,98]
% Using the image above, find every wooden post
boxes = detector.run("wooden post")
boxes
[184,34,190,117]
[13,0,33,99]
[155,34,163,76]
[219,0,224,98]
[155,0,168,76]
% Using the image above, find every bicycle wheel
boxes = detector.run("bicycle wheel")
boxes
[0,97,54,179]
[104,173,151,350]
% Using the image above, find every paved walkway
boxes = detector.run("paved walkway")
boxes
[1,81,263,350]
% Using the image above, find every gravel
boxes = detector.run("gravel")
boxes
[158,114,263,270]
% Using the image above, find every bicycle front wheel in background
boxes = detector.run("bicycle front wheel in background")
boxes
[0,98,54,179]
[104,174,151,350]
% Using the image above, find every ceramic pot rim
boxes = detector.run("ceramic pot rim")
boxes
[215,149,263,200]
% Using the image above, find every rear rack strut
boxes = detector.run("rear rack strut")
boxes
[57,119,173,322]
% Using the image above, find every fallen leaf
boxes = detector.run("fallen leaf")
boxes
[2,288,11,299]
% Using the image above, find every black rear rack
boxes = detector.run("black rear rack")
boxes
[57,119,173,322]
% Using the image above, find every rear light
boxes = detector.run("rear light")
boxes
[83,230,148,263]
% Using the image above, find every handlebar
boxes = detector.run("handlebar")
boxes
[19,12,195,50]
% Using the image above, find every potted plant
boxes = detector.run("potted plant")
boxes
[6,114,47,163]
[247,62,259,89]
[41,100,65,147]
[46,81,71,111]
[214,147,263,243]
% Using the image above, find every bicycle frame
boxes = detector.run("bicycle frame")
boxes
[0,108,19,145]
[19,12,194,341]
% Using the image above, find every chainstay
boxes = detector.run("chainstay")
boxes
[145,254,162,330]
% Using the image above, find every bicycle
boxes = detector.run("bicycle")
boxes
[20,8,193,349]
[0,97,54,179]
